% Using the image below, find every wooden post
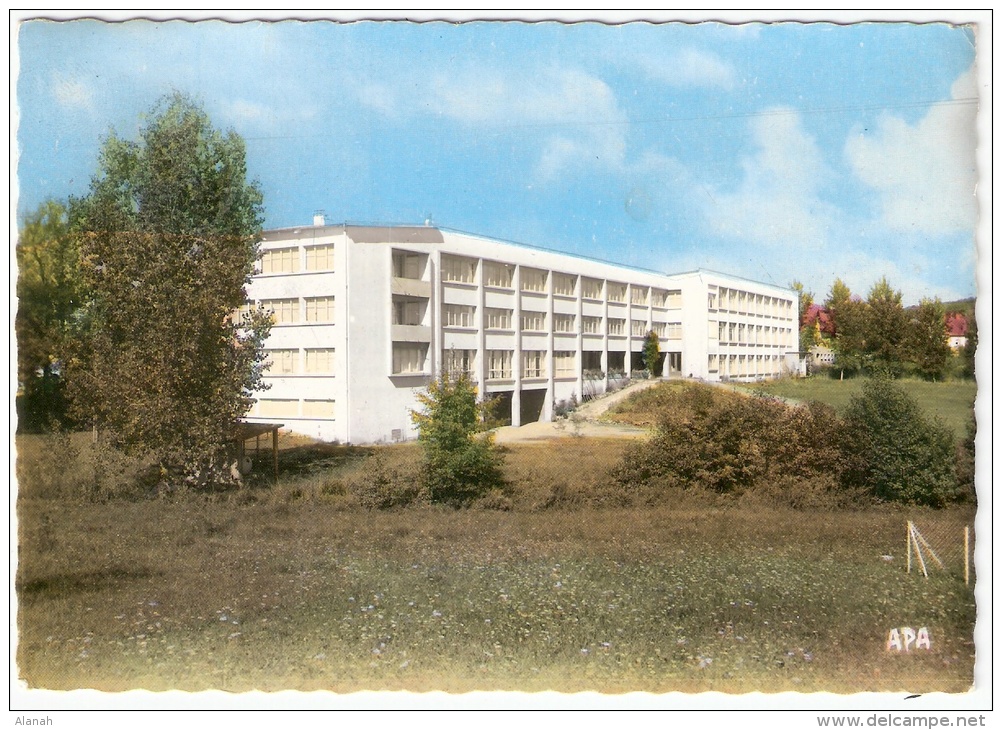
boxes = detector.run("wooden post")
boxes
[911,523,929,579]
[964,526,970,587]
[906,521,912,574]
[272,427,279,483]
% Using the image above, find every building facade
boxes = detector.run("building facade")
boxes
[242,221,798,443]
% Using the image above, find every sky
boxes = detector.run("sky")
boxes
[13,12,986,306]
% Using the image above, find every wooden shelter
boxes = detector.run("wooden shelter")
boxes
[234,421,284,482]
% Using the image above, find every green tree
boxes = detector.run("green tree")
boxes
[410,372,506,505]
[67,92,271,489]
[843,378,959,506]
[791,280,815,352]
[866,276,907,373]
[907,298,951,381]
[961,312,977,379]
[15,200,88,430]
[824,279,869,377]
[642,330,661,377]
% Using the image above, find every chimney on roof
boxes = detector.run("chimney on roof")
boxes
[313,210,326,227]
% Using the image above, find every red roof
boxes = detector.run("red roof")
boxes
[946,312,968,337]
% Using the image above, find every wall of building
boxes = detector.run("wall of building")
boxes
[242,223,798,443]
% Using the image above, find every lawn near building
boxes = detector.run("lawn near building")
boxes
[16,433,976,694]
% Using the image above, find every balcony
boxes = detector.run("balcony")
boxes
[391,277,431,298]
[391,324,432,343]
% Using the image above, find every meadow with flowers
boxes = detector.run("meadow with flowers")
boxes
[17,432,976,693]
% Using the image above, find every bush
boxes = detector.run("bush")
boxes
[410,373,507,506]
[612,384,868,506]
[843,378,960,506]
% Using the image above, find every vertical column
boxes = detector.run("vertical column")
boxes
[601,280,610,393]
[476,259,487,394]
[511,265,522,428]
[575,276,584,402]
[544,269,555,421]
[430,250,441,379]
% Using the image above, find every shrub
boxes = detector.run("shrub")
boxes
[612,383,869,507]
[346,452,426,510]
[410,373,507,506]
[843,378,960,506]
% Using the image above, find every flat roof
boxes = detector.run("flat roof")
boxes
[261,221,791,293]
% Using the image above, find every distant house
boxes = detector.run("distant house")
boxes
[946,312,968,352]
[803,303,835,337]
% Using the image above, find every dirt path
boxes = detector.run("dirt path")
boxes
[493,378,661,444]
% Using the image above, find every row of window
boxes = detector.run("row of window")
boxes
[256,398,336,419]
[708,353,786,378]
[714,287,793,319]
[241,297,337,325]
[451,305,679,338]
[715,321,793,347]
[394,344,578,379]
[259,244,336,274]
[264,348,336,375]
[439,254,680,306]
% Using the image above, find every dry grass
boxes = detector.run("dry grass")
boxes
[15,433,976,694]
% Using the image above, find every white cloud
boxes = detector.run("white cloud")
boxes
[703,108,835,246]
[51,74,94,110]
[356,65,630,180]
[845,65,978,235]
[632,47,736,90]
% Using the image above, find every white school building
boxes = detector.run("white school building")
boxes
[242,219,798,443]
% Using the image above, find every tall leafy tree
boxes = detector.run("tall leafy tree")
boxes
[866,276,907,372]
[907,298,951,381]
[824,279,869,377]
[15,200,87,430]
[791,280,815,352]
[67,92,271,488]
[642,330,661,377]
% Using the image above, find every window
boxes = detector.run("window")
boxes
[305,244,335,271]
[553,313,575,333]
[554,351,576,378]
[521,311,546,332]
[653,322,666,338]
[443,349,476,378]
[304,348,335,373]
[302,400,335,418]
[392,298,425,326]
[631,319,647,337]
[707,291,717,310]
[666,290,682,308]
[708,354,719,372]
[260,247,299,274]
[443,304,475,328]
[392,343,428,375]
[484,261,514,288]
[608,283,626,302]
[631,286,648,305]
[392,251,424,279]
[265,349,298,375]
[719,321,728,342]
[263,298,299,324]
[708,320,718,339]
[306,296,335,323]
[521,268,547,293]
[651,289,668,308]
[485,308,512,330]
[487,350,512,380]
[553,273,576,297]
[608,318,625,335]
[665,322,682,340]
[581,278,603,300]
[582,316,602,334]
[522,351,546,379]
[441,255,476,284]
[258,398,298,417]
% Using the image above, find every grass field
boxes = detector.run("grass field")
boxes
[733,377,978,440]
[15,434,977,694]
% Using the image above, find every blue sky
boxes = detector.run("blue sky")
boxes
[14,13,984,305]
